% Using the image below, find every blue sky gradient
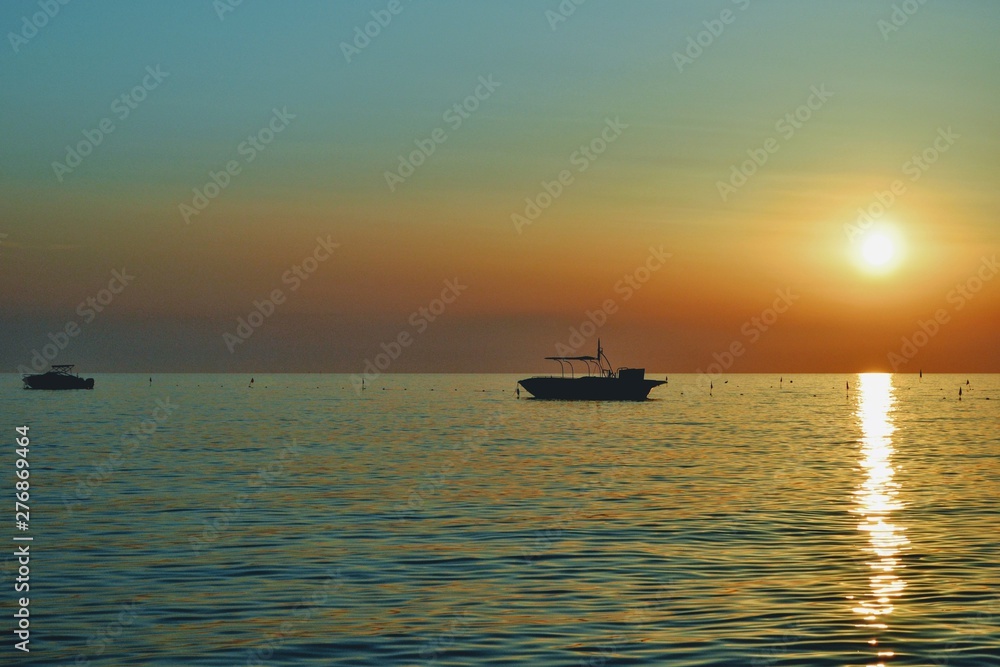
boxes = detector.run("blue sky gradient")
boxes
[2,1,998,372]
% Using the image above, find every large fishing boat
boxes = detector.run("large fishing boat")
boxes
[22,365,95,390]
[518,340,664,401]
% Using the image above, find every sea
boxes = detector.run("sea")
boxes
[2,372,998,666]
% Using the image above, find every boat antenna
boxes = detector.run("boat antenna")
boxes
[597,338,613,377]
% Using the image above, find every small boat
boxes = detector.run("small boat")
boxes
[22,365,95,390]
[518,340,664,401]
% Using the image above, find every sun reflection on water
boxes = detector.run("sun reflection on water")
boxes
[852,373,908,666]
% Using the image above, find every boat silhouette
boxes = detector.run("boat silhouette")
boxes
[22,364,95,390]
[518,340,664,400]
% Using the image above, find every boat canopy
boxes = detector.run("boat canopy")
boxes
[543,342,615,378]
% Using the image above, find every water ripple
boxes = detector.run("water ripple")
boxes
[2,373,998,665]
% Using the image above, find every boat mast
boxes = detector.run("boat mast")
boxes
[597,338,611,377]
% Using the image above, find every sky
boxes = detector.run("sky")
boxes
[1,0,998,374]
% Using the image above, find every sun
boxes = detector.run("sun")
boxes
[862,232,895,268]
[854,226,904,275]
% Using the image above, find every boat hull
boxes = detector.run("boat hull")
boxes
[518,376,664,401]
[22,374,94,390]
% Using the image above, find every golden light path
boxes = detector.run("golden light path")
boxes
[851,373,908,667]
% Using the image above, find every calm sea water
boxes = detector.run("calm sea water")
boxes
[2,373,998,666]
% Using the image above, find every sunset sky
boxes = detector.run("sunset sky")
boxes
[2,0,998,373]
